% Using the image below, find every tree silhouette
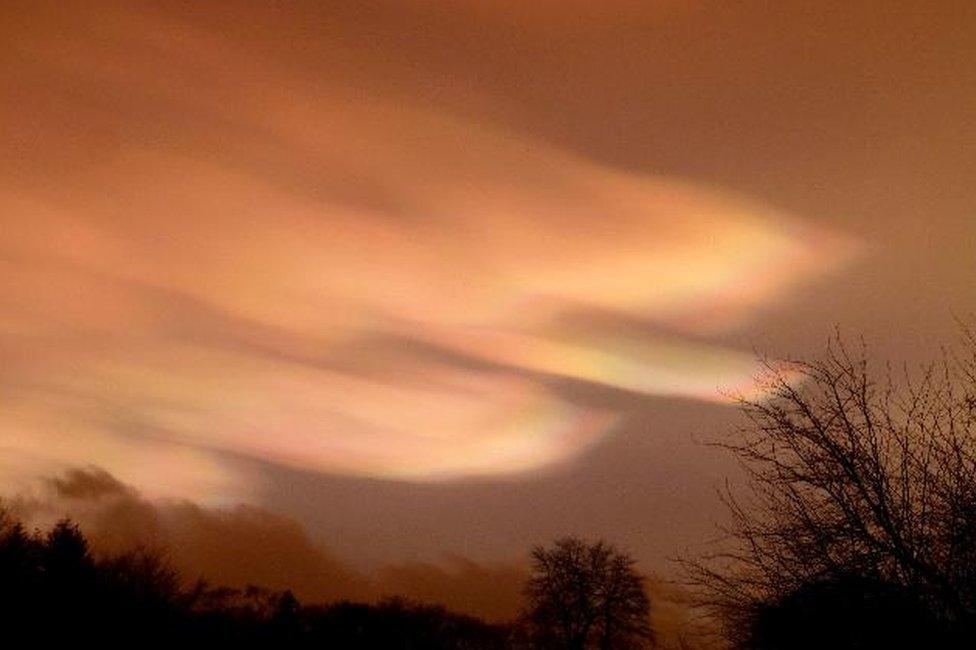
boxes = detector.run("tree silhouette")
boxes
[687,330,976,646]
[523,537,652,649]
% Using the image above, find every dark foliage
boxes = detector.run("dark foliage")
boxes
[745,574,944,650]
[303,599,511,649]
[0,512,510,648]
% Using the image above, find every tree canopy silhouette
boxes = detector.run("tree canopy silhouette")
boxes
[522,537,652,649]
[687,330,976,647]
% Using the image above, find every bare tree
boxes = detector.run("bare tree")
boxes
[524,537,653,649]
[686,330,976,645]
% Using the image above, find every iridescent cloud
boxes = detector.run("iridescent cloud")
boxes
[0,3,855,497]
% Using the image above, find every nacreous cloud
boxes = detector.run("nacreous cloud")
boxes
[0,3,856,497]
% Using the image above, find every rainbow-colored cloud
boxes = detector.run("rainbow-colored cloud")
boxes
[0,3,856,498]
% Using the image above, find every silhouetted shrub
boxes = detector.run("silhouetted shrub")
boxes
[745,574,944,650]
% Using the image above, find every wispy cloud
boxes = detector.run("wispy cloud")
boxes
[0,2,855,496]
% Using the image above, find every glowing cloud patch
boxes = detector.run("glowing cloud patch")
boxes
[0,2,856,495]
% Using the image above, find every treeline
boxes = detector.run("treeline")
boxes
[0,514,510,648]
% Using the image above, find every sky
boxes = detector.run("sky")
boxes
[1,0,975,606]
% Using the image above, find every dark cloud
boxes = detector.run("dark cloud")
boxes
[377,557,527,622]
[17,468,532,620]
[47,466,134,500]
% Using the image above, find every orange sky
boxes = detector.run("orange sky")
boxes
[1,1,974,577]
